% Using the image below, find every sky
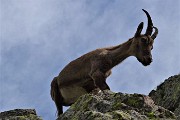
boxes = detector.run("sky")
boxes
[0,0,180,119]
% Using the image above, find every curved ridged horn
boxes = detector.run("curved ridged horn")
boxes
[151,26,158,40]
[142,9,153,36]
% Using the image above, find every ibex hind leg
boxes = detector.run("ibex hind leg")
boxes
[50,77,63,116]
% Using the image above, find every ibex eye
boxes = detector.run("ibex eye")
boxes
[141,38,146,43]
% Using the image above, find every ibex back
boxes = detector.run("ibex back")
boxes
[50,9,158,115]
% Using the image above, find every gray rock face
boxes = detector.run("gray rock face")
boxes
[149,74,180,119]
[0,109,42,120]
[58,90,176,120]
[1,75,179,120]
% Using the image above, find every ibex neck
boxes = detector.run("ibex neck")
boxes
[108,39,133,67]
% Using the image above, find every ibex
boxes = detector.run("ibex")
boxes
[51,9,158,115]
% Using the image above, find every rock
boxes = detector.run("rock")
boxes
[58,90,176,120]
[1,75,179,120]
[0,109,42,120]
[149,74,180,119]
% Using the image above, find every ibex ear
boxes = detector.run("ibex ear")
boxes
[134,22,144,37]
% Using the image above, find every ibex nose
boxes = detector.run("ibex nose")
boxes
[148,57,153,62]
[143,56,153,66]
[145,55,152,64]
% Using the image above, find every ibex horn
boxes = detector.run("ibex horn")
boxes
[142,9,153,36]
[151,27,158,40]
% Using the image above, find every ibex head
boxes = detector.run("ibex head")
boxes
[131,9,158,66]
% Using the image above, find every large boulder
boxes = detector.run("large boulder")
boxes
[149,74,180,119]
[0,109,42,120]
[58,90,176,120]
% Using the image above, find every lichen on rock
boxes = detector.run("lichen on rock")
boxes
[58,90,176,120]
[149,74,180,119]
[0,109,42,120]
[1,75,179,120]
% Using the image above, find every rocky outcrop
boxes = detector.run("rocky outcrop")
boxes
[1,75,179,120]
[58,90,176,120]
[149,74,180,119]
[0,109,42,120]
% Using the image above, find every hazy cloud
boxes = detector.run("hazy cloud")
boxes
[1,0,180,119]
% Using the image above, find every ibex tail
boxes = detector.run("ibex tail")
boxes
[50,77,63,116]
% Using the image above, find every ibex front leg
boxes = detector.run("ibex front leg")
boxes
[89,69,110,92]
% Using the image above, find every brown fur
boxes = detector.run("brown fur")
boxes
[50,9,158,116]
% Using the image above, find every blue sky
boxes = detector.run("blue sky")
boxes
[1,0,180,119]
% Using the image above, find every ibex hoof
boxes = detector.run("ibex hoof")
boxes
[91,88,101,95]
